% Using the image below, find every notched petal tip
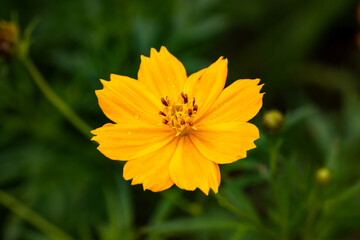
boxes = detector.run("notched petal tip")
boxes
[202,189,210,196]
[253,78,261,85]
[259,83,265,91]
[109,74,119,80]
[254,79,266,94]
[140,55,149,61]
[110,74,135,82]
[205,56,226,69]
[214,56,227,66]
[150,47,158,56]
[99,79,108,86]
[90,128,99,136]
[160,46,168,52]
[212,57,228,76]
[211,187,219,194]
[200,185,220,196]
[94,89,102,97]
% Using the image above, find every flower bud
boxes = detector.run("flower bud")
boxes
[316,167,331,186]
[357,3,360,25]
[356,32,360,49]
[262,109,284,131]
[0,20,19,61]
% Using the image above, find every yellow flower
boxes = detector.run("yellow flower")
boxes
[91,47,264,195]
[0,20,19,60]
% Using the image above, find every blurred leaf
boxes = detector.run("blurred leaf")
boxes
[143,217,251,234]
[325,180,360,213]
[282,105,317,132]
[217,184,260,224]
[306,111,335,159]
[221,157,260,174]
[98,178,134,240]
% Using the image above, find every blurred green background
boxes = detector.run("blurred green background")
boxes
[1,0,360,239]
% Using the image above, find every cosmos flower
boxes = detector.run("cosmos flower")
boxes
[0,20,18,61]
[91,47,263,195]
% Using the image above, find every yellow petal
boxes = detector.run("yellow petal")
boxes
[191,122,260,164]
[183,57,228,121]
[138,46,187,99]
[96,74,162,124]
[123,138,180,192]
[169,137,220,195]
[199,79,264,125]
[91,123,174,160]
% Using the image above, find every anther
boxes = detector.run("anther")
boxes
[180,119,185,125]
[181,92,188,103]
[162,119,169,124]
[189,121,194,126]
[159,111,166,116]
[188,109,192,116]
[161,97,168,106]
[192,98,195,106]
[193,105,198,112]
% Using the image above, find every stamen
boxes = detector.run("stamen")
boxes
[159,93,197,136]
[161,97,168,106]
[181,92,188,104]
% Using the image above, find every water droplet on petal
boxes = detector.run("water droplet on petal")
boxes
[133,113,140,119]
[171,84,175,88]
[127,131,132,135]
[214,104,220,110]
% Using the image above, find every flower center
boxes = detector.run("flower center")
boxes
[159,92,198,136]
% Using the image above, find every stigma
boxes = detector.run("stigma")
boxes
[159,93,198,136]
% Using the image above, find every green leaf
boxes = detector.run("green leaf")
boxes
[99,178,134,240]
[282,106,317,132]
[221,181,260,221]
[143,217,251,234]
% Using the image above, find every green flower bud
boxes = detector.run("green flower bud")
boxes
[262,109,284,131]
[316,168,331,186]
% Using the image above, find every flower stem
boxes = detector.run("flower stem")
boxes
[214,193,277,239]
[324,180,360,212]
[0,189,76,240]
[303,187,319,240]
[269,138,282,178]
[161,191,202,216]
[21,56,92,138]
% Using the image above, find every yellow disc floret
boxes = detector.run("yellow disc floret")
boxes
[159,92,197,136]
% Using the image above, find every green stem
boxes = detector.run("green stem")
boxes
[214,193,277,239]
[303,188,318,240]
[21,56,92,138]
[268,138,288,239]
[324,180,360,212]
[269,138,283,178]
[0,189,76,240]
[161,191,202,216]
